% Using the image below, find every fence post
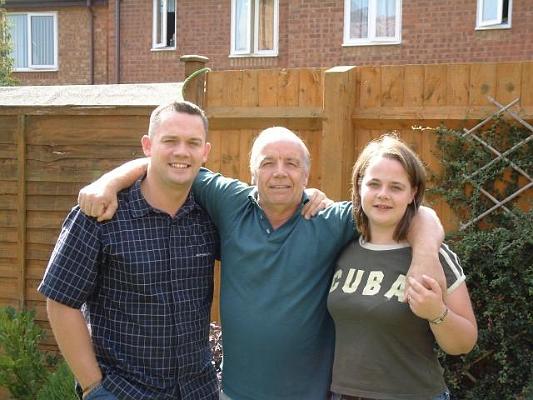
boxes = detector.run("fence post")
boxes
[180,55,209,107]
[16,114,26,310]
[321,66,357,201]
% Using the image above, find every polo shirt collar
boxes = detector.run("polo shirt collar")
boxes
[128,177,199,218]
[247,187,310,212]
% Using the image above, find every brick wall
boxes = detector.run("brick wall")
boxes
[8,0,533,85]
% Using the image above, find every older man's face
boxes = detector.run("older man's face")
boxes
[254,139,309,213]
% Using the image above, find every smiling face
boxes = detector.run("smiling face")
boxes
[360,156,417,243]
[253,138,310,216]
[142,110,210,192]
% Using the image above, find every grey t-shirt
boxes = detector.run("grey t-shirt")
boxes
[327,237,465,400]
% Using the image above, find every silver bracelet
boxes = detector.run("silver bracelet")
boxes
[429,306,449,325]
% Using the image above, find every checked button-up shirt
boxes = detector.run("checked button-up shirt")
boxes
[38,179,219,400]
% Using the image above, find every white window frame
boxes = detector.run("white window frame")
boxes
[230,0,279,57]
[8,12,58,71]
[476,0,512,30]
[152,0,176,50]
[343,0,402,46]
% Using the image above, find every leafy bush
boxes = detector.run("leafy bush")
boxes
[36,361,77,400]
[0,0,16,86]
[0,307,76,400]
[431,119,532,399]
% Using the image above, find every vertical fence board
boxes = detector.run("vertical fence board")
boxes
[277,69,300,106]
[359,66,381,107]
[257,70,279,106]
[206,130,222,172]
[322,66,357,200]
[469,63,497,106]
[381,65,405,107]
[496,63,522,105]
[223,71,244,106]
[403,65,425,106]
[423,64,447,106]
[447,64,470,106]
[521,62,533,107]
[219,131,241,179]
[205,71,225,107]
[241,70,259,107]
[239,130,254,184]
[298,68,323,106]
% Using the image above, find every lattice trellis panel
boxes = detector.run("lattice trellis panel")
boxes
[459,97,533,230]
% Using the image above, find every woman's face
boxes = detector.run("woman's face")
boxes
[359,156,417,241]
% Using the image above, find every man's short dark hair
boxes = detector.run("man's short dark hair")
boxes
[148,101,208,138]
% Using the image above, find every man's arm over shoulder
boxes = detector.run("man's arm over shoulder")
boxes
[406,206,446,292]
[78,158,148,221]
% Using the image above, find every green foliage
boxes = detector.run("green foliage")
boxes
[0,307,51,399]
[431,119,533,399]
[0,0,16,86]
[36,361,77,400]
[0,307,76,400]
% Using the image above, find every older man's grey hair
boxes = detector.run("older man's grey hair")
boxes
[249,127,311,179]
[148,101,208,138]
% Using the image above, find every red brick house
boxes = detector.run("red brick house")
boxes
[5,0,533,86]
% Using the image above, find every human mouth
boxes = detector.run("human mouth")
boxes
[374,204,392,209]
[169,163,189,169]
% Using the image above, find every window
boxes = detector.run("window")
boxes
[476,0,512,29]
[152,0,176,49]
[343,0,401,46]
[230,0,278,56]
[7,12,58,71]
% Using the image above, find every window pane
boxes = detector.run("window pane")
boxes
[167,0,176,46]
[156,0,163,44]
[8,14,28,68]
[258,0,274,51]
[234,0,250,52]
[31,15,54,66]
[350,0,368,39]
[482,0,498,21]
[376,0,396,37]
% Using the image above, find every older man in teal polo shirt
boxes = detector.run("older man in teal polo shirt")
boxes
[78,127,444,400]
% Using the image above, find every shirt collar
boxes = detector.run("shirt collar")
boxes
[128,177,199,219]
[247,187,310,211]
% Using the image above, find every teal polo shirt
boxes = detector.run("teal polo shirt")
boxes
[193,169,357,400]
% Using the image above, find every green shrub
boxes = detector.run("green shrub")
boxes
[431,119,532,399]
[0,307,51,399]
[0,307,76,400]
[36,361,77,400]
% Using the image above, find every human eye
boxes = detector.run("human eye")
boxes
[391,185,404,192]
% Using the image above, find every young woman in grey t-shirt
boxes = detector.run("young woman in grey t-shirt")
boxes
[327,134,477,400]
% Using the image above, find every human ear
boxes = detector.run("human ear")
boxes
[141,135,152,157]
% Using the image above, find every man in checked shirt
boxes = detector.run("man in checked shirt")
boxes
[38,101,220,400]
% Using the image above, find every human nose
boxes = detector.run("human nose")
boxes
[171,142,188,156]
[377,187,390,199]
[272,162,287,177]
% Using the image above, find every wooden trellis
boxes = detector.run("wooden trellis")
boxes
[460,97,533,230]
